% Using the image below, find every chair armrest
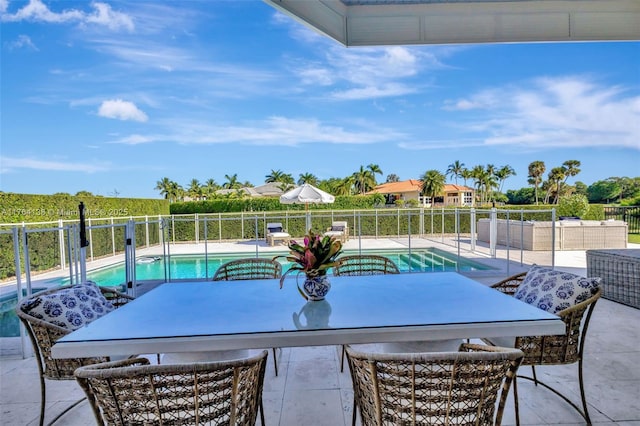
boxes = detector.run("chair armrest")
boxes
[490,272,526,296]
[99,288,134,308]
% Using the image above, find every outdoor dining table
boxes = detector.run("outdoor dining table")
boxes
[51,272,564,359]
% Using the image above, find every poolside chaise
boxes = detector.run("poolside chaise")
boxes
[324,221,349,242]
[266,222,291,247]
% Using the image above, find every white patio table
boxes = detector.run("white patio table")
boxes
[52,272,563,359]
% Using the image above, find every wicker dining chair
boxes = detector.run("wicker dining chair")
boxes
[346,343,524,426]
[334,254,400,372]
[212,258,282,376]
[75,350,268,426]
[16,283,134,426]
[483,268,602,425]
[333,254,400,277]
[212,258,282,281]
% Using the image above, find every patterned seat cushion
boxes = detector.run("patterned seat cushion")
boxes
[514,265,600,314]
[24,281,115,330]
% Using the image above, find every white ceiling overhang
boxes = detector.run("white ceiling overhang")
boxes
[263,0,640,46]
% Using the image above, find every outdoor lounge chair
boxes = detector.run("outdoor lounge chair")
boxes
[346,343,524,426]
[212,258,282,376]
[75,350,268,426]
[324,220,349,242]
[16,282,134,426]
[482,266,602,425]
[265,222,291,246]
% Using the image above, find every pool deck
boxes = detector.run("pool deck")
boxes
[2,238,639,425]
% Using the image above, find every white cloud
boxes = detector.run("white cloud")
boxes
[0,156,109,173]
[443,76,640,150]
[109,116,406,147]
[84,2,134,32]
[5,34,38,51]
[1,0,134,31]
[98,99,148,122]
[291,45,443,101]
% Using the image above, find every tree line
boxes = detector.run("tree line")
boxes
[153,159,640,206]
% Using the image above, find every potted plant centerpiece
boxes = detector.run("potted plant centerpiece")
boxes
[276,229,343,301]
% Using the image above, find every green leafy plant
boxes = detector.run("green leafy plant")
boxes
[557,194,589,218]
[275,229,342,288]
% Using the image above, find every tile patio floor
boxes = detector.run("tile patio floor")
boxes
[1,239,639,425]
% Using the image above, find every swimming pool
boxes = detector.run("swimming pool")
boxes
[59,248,493,288]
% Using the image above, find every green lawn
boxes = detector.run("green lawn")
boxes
[629,234,640,244]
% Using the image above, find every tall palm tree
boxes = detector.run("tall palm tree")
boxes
[367,163,383,186]
[154,177,173,200]
[528,161,546,205]
[202,179,219,199]
[420,170,446,206]
[167,181,183,203]
[298,173,319,186]
[562,160,581,185]
[446,161,465,185]
[353,165,375,195]
[460,168,473,187]
[495,165,516,194]
[223,174,241,189]
[187,179,202,200]
[470,165,488,204]
[548,167,566,204]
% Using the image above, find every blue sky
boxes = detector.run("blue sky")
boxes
[1,0,639,199]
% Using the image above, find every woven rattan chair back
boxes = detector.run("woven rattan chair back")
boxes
[487,273,602,425]
[16,285,133,426]
[333,254,400,276]
[346,343,523,426]
[75,350,268,426]
[212,258,282,281]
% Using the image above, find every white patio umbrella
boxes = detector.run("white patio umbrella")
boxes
[279,184,335,231]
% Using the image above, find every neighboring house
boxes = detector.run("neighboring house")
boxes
[215,182,292,198]
[369,180,475,207]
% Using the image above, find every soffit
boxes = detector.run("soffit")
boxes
[263,0,640,46]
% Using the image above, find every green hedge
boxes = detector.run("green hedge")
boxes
[169,195,380,215]
[0,193,169,223]
[0,193,169,280]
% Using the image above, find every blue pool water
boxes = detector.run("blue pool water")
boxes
[59,248,493,288]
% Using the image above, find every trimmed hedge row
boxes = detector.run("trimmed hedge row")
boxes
[0,193,169,280]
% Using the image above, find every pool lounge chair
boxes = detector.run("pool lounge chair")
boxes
[324,221,349,242]
[266,222,291,246]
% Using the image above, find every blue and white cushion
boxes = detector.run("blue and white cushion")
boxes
[25,281,115,330]
[514,265,600,314]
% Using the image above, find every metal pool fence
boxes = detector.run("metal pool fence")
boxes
[1,208,559,294]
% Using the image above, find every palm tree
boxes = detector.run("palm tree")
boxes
[265,169,285,183]
[155,177,173,200]
[420,170,446,206]
[470,165,488,204]
[367,163,383,185]
[223,174,241,189]
[460,168,473,187]
[187,179,202,201]
[548,167,566,204]
[495,165,516,194]
[528,161,546,205]
[298,173,319,186]
[202,179,219,199]
[562,160,581,185]
[353,166,376,195]
[167,181,183,203]
[446,161,465,185]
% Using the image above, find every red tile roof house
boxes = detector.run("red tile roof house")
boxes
[369,179,475,207]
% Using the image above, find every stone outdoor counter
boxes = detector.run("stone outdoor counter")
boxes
[477,219,628,251]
